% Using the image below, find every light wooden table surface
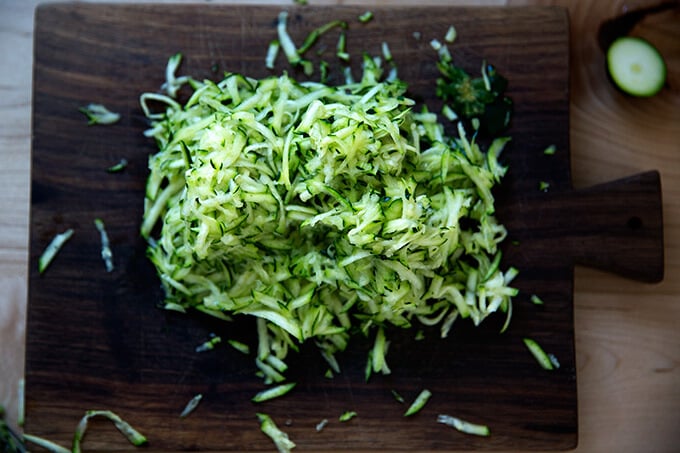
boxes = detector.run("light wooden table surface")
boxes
[1,0,678,451]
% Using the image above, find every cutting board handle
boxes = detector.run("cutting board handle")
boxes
[562,170,664,282]
[507,171,664,283]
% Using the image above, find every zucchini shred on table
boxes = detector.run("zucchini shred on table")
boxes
[139,18,518,385]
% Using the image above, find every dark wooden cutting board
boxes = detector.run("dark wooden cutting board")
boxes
[26,4,663,451]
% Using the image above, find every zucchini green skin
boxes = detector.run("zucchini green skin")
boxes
[404,389,432,416]
[606,36,667,97]
[523,337,558,371]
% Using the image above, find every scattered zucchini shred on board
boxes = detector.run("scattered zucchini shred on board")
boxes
[38,228,74,274]
[72,410,147,453]
[257,413,296,453]
[140,28,518,383]
[437,413,490,437]
[79,103,121,125]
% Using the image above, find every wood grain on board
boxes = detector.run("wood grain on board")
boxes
[25,3,663,451]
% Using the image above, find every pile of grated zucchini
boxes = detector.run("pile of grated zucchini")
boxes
[140,39,518,383]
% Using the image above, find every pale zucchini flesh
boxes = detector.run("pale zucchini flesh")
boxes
[606,36,666,97]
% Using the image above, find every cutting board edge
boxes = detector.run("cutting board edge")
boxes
[27,3,577,451]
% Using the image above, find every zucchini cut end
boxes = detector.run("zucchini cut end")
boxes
[606,36,666,97]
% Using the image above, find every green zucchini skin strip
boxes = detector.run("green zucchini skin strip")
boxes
[252,382,297,403]
[339,410,357,422]
[404,389,432,416]
[523,337,557,370]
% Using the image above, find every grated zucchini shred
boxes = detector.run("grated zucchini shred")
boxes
[140,28,517,384]
[257,413,296,453]
[437,413,490,436]
[73,410,147,453]
[22,434,70,453]
[179,394,203,418]
[107,158,128,173]
[339,410,357,422]
[38,228,74,274]
[79,103,120,125]
[315,418,329,431]
[252,382,297,403]
[523,337,558,370]
[94,218,114,272]
[404,389,432,416]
